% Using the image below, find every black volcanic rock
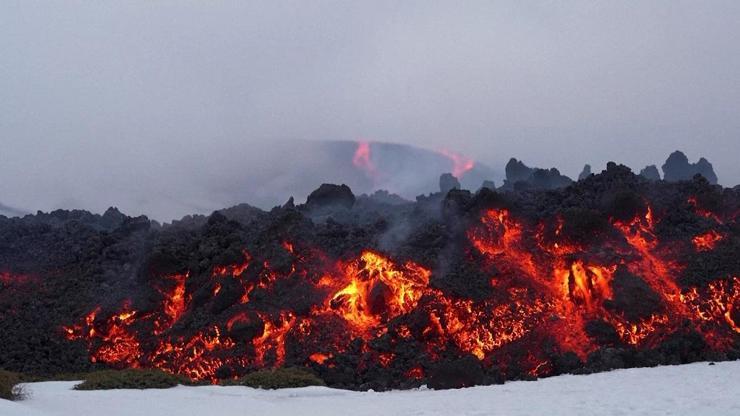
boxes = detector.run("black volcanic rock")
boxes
[502,158,573,190]
[361,190,408,205]
[439,173,461,193]
[578,164,592,181]
[428,356,486,389]
[529,168,572,190]
[604,266,664,321]
[305,184,356,209]
[100,207,126,227]
[479,180,496,191]
[505,158,533,184]
[639,165,661,181]
[661,151,718,184]
[694,158,718,184]
[219,203,266,226]
[600,187,646,222]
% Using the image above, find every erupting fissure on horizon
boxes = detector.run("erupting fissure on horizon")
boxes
[351,141,476,184]
[352,141,377,182]
[437,149,475,179]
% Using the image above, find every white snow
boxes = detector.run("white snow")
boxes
[1,361,738,416]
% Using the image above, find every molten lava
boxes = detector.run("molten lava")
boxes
[692,230,724,251]
[688,196,724,224]
[352,141,377,180]
[0,272,37,287]
[63,204,739,384]
[155,273,189,335]
[325,250,430,331]
[437,149,475,178]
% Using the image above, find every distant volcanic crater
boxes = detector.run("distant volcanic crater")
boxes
[200,139,501,218]
[0,162,738,390]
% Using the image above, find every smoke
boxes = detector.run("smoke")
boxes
[0,138,499,221]
[0,202,28,217]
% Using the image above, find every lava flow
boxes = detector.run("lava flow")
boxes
[437,148,475,178]
[693,230,724,252]
[60,186,739,388]
[352,141,377,181]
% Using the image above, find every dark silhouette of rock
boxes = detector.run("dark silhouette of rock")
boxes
[167,202,266,229]
[694,158,718,184]
[439,173,461,193]
[363,190,408,205]
[502,158,573,190]
[480,180,496,191]
[305,184,355,209]
[219,203,266,225]
[100,207,127,229]
[604,266,664,321]
[661,151,718,184]
[529,168,572,189]
[428,356,486,389]
[578,164,592,181]
[639,165,661,181]
[505,158,532,184]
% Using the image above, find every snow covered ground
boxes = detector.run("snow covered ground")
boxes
[2,361,738,416]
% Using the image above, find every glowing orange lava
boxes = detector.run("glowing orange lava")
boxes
[352,141,377,180]
[324,251,430,332]
[64,206,739,383]
[437,149,475,178]
[692,230,724,251]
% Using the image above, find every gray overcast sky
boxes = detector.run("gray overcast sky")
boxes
[2,1,739,218]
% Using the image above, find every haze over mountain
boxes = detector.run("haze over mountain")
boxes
[2,2,739,218]
[0,139,500,221]
[0,139,726,222]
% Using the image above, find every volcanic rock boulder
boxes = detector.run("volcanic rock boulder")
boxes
[600,186,647,222]
[427,356,486,389]
[479,180,496,191]
[558,207,610,244]
[362,190,408,205]
[529,168,573,190]
[505,158,533,184]
[502,158,573,190]
[439,173,461,193]
[100,207,127,230]
[305,184,356,209]
[661,151,718,184]
[578,164,592,181]
[604,266,664,321]
[639,165,661,181]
